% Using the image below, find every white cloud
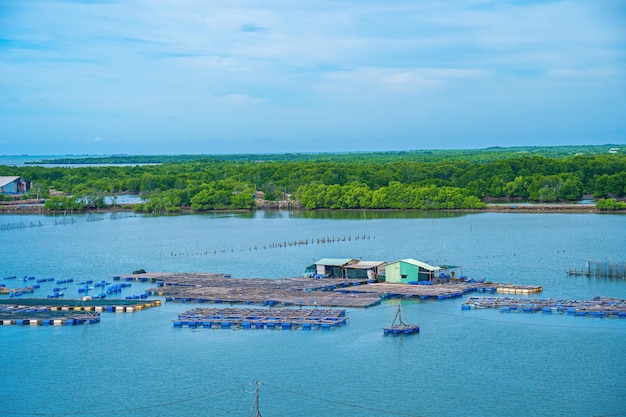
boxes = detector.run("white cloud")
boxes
[220,94,267,105]
[318,67,486,96]
[1,0,624,153]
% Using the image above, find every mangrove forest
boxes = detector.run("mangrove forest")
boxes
[1,145,625,212]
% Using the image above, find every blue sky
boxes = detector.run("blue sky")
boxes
[1,0,625,155]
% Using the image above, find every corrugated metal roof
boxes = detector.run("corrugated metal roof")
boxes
[390,258,440,271]
[0,176,20,188]
[314,258,357,267]
[346,261,386,270]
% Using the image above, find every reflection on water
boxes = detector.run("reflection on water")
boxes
[286,209,469,220]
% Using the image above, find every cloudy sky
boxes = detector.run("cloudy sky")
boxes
[1,0,624,155]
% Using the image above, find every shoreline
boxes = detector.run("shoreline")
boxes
[0,202,607,214]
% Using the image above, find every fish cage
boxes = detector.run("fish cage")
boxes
[568,260,626,279]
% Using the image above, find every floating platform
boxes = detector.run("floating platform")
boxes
[173,307,348,330]
[0,298,162,326]
[383,324,420,336]
[128,272,542,309]
[336,282,542,301]
[0,305,100,326]
[142,272,383,308]
[383,305,420,336]
[462,296,626,318]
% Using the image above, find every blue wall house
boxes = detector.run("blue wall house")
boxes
[0,176,31,195]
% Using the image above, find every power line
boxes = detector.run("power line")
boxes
[262,382,428,417]
[0,386,241,417]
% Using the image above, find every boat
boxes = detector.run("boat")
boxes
[383,304,420,335]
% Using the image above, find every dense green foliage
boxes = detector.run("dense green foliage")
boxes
[43,196,85,211]
[295,182,486,209]
[595,198,626,211]
[2,145,625,212]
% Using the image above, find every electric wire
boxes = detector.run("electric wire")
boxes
[0,386,241,417]
[261,382,428,417]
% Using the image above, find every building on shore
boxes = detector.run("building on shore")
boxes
[0,176,31,195]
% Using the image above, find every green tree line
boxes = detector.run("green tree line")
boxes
[1,147,624,212]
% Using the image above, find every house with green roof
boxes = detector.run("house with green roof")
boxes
[385,259,441,284]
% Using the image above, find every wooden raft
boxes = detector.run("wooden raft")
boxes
[173,307,348,330]
[462,296,626,318]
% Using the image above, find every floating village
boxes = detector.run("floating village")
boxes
[1,258,625,333]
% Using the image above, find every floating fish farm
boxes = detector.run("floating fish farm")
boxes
[2,273,154,301]
[462,296,626,318]
[173,307,348,330]
[0,305,100,326]
[126,272,542,308]
[0,298,162,326]
[336,282,542,301]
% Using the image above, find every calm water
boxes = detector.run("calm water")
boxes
[1,210,625,417]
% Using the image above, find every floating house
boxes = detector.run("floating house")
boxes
[344,261,387,280]
[0,176,31,194]
[385,259,441,284]
[308,258,358,278]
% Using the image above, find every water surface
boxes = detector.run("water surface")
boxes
[1,211,625,417]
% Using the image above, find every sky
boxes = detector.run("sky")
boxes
[1,0,625,155]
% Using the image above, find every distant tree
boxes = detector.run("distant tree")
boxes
[43,196,85,211]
